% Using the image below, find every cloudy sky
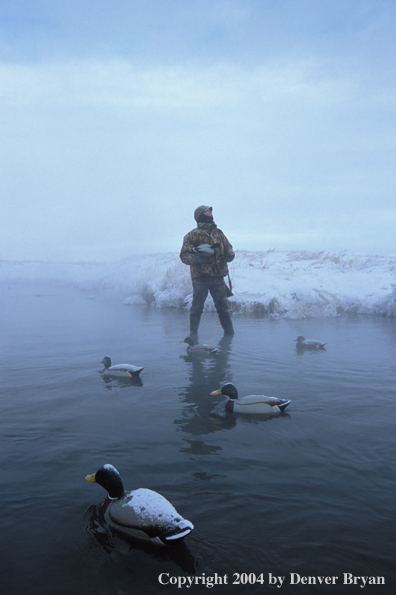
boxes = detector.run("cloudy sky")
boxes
[1,0,395,261]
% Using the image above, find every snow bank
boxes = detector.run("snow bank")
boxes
[1,249,396,318]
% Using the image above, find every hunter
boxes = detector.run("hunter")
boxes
[180,205,235,337]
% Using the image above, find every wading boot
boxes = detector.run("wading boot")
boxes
[218,313,234,336]
[189,314,201,342]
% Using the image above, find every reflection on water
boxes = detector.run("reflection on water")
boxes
[176,334,237,437]
[180,439,223,456]
[192,471,226,481]
[101,374,144,389]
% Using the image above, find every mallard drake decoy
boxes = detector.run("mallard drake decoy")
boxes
[295,336,327,349]
[180,337,219,356]
[210,383,291,414]
[85,464,193,545]
[100,356,144,377]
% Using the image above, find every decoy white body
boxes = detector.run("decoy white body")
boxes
[194,244,216,255]
[180,337,219,356]
[295,336,327,350]
[101,356,144,377]
[193,243,220,256]
[211,383,291,414]
[85,464,193,546]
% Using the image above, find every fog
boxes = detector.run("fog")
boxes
[1,0,396,261]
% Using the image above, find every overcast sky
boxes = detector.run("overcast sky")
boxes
[1,0,395,261]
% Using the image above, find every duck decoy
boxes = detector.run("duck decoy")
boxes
[295,336,327,350]
[192,242,221,256]
[85,464,193,545]
[210,383,291,414]
[100,356,144,377]
[180,337,219,356]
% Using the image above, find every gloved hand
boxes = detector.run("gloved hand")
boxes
[193,251,213,264]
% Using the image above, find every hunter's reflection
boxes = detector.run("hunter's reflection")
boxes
[175,334,237,436]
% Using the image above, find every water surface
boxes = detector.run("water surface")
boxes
[1,284,395,594]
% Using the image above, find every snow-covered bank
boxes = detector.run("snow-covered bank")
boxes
[2,250,396,318]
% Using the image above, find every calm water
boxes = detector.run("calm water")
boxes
[1,283,395,595]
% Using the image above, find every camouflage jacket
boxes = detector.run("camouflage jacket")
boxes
[180,222,235,280]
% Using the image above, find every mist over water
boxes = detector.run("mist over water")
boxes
[1,278,395,594]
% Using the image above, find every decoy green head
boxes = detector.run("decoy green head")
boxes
[85,464,125,499]
[295,336,305,343]
[101,356,112,368]
[210,383,238,399]
[180,337,195,346]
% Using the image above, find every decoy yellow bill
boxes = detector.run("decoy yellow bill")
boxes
[85,473,97,483]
